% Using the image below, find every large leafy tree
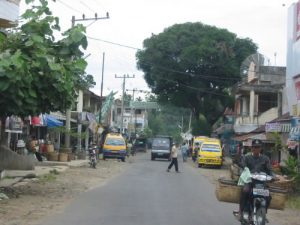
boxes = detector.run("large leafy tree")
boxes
[0,0,94,144]
[136,22,257,129]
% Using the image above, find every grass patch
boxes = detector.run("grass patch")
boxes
[49,169,60,175]
[3,176,15,179]
[38,173,57,183]
[287,194,300,210]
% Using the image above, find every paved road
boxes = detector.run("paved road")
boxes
[40,152,251,225]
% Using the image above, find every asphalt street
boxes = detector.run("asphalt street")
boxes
[39,152,275,225]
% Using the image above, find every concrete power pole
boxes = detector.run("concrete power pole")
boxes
[65,13,109,151]
[115,74,135,133]
[126,88,137,138]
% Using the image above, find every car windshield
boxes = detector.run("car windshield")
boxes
[105,138,125,146]
[201,144,221,152]
[152,138,170,147]
[194,141,203,146]
[135,139,146,146]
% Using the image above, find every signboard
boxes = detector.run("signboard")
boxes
[265,122,281,132]
[130,101,158,109]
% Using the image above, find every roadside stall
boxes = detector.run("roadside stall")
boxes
[5,116,24,154]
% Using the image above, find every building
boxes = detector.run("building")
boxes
[110,100,158,136]
[0,0,20,28]
[233,62,286,134]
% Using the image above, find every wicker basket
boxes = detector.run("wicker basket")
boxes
[268,176,294,192]
[67,153,75,161]
[59,153,68,162]
[47,152,59,161]
[46,144,54,153]
[269,188,288,210]
[215,178,288,210]
[215,178,241,203]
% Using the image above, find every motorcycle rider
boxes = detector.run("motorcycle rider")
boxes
[237,139,275,221]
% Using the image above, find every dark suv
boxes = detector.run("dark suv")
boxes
[151,136,172,160]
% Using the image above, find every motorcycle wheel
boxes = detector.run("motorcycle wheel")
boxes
[92,161,96,169]
[255,207,266,225]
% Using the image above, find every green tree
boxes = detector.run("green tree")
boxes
[147,102,190,140]
[191,114,211,136]
[136,22,257,127]
[0,0,94,144]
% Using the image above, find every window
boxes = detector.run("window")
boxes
[135,109,142,114]
[117,108,121,115]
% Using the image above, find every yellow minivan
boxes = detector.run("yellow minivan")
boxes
[192,136,208,157]
[102,133,127,162]
[197,138,223,168]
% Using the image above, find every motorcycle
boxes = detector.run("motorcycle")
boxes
[88,146,97,169]
[234,172,273,225]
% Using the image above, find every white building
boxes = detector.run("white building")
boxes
[0,0,20,28]
[287,1,300,116]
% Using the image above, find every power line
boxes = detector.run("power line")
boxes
[87,36,140,50]
[80,1,96,13]
[88,36,241,81]
[56,0,83,14]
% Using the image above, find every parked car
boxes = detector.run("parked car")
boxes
[151,136,172,161]
[198,138,223,168]
[132,137,147,152]
[102,133,127,162]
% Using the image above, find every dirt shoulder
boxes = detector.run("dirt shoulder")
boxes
[187,158,300,225]
[0,159,129,225]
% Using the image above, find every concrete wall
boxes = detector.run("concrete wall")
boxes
[0,145,34,170]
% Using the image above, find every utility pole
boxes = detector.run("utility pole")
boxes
[65,13,109,151]
[126,88,137,138]
[99,52,105,124]
[115,74,135,134]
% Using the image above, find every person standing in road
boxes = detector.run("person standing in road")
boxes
[181,142,188,162]
[167,143,180,173]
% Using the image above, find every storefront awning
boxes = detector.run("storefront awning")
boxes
[44,114,63,128]
[232,133,268,142]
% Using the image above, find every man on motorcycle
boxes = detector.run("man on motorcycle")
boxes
[237,139,275,221]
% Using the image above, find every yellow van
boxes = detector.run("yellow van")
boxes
[192,136,208,157]
[197,138,223,168]
[102,133,127,162]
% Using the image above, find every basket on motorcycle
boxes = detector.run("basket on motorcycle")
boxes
[267,176,294,192]
[269,187,288,210]
[215,178,288,210]
[215,178,241,203]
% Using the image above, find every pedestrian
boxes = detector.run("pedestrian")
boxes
[30,136,43,162]
[167,143,180,173]
[181,142,188,162]
[54,139,60,151]
[192,142,200,163]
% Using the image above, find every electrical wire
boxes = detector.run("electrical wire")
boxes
[80,1,96,13]
[87,36,287,82]
[56,0,83,14]
[87,36,140,50]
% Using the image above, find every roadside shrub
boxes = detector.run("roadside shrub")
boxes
[281,156,300,192]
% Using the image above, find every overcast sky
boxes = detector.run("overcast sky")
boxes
[20,0,296,99]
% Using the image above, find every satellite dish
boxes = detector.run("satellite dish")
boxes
[240,53,270,76]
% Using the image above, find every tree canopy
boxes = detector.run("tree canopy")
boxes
[0,0,94,118]
[136,22,257,127]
